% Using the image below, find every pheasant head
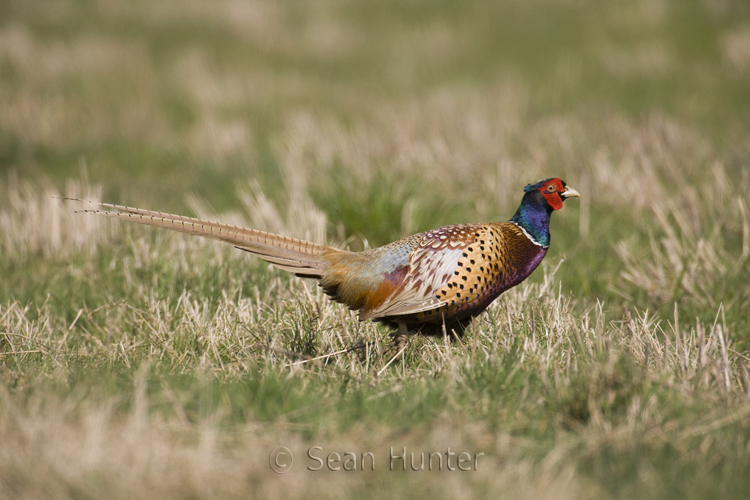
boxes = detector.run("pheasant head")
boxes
[509,178,580,247]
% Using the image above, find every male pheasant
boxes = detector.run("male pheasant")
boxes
[74,178,579,338]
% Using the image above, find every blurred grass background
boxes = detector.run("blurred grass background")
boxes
[3,0,750,331]
[2,0,750,498]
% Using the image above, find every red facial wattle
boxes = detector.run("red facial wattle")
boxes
[538,179,565,211]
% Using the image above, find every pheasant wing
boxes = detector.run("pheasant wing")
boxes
[361,224,481,320]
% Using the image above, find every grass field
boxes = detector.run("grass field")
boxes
[2,0,750,498]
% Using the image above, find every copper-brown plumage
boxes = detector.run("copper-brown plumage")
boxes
[69,177,579,336]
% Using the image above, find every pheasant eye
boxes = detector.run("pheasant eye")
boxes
[546,185,555,192]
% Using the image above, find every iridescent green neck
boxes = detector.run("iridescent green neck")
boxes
[509,191,552,247]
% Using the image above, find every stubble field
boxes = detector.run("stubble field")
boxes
[2,1,750,498]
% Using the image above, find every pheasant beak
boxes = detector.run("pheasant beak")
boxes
[561,186,581,200]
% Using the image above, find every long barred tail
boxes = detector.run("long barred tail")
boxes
[64,198,340,278]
